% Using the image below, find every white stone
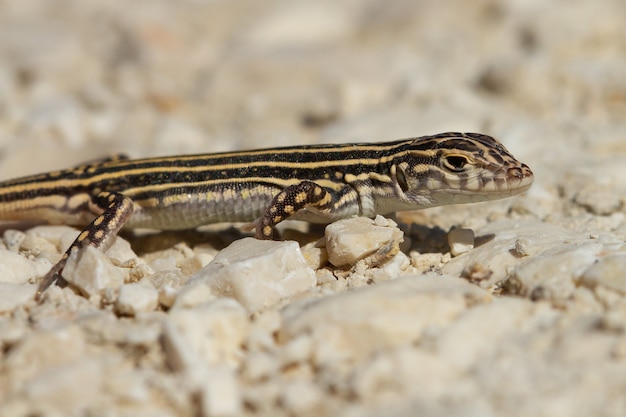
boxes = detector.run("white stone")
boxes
[578,253,626,293]
[115,282,159,316]
[173,282,216,309]
[20,233,58,255]
[25,225,80,249]
[506,241,604,301]
[241,351,278,382]
[186,238,315,313]
[5,325,87,386]
[278,274,486,367]
[301,242,328,270]
[0,249,39,284]
[163,298,249,370]
[279,335,313,367]
[199,367,242,417]
[158,285,178,308]
[435,298,545,371]
[447,227,475,256]
[574,183,622,215]
[366,251,411,284]
[350,347,457,401]
[23,359,103,415]
[443,219,585,288]
[104,235,138,265]
[279,379,322,414]
[3,229,25,252]
[325,216,404,267]
[62,245,127,297]
[0,283,37,313]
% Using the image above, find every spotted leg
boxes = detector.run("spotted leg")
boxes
[253,180,333,240]
[35,191,134,300]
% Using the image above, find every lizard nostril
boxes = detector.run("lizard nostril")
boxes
[507,167,523,178]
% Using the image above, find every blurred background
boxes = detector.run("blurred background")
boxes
[0,0,623,181]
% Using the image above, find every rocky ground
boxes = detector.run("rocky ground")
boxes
[0,0,625,416]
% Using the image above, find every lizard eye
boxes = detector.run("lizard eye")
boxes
[442,155,469,172]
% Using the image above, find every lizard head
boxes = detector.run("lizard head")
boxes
[389,132,534,207]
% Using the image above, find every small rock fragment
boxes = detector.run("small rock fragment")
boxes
[503,241,601,301]
[163,298,249,370]
[173,283,216,309]
[186,238,315,313]
[279,274,485,367]
[199,367,242,417]
[115,282,159,316]
[325,216,403,267]
[578,254,626,294]
[367,251,411,283]
[279,379,322,414]
[4,325,87,386]
[513,238,531,257]
[447,227,475,256]
[159,285,178,308]
[25,225,78,249]
[0,250,42,284]
[3,229,25,252]
[0,283,37,313]
[24,359,103,415]
[63,245,127,297]
[575,184,622,215]
[104,235,139,265]
[301,242,328,269]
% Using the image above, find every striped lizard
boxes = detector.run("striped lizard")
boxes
[0,132,533,298]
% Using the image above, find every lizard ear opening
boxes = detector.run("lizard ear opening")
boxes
[395,164,409,193]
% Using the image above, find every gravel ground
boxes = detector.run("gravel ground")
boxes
[1,1,625,416]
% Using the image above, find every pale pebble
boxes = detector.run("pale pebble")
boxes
[62,245,127,297]
[279,379,322,414]
[443,219,584,287]
[578,253,626,293]
[447,227,475,256]
[158,285,178,308]
[115,282,159,316]
[24,225,80,249]
[0,317,28,347]
[436,298,558,371]
[325,216,403,267]
[3,229,25,252]
[574,183,622,215]
[0,250,39,284]
[505,241,603,301]
[186,238,315,313]
[163,298,249,370]
[104,235,138,265]
[24,359,103,415]
[301,242,328,270]
[0,282,37,313]
[350,347,458,401]
[279,335,313,367]
[241,351,279,382]
[5,325,87,387]
[173,282,216,309]
[279,274,486,368]
[199,367,242,417]
[366,251,411,284]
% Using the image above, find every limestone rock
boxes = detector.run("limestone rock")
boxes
[186,238,315,313]
[325,216,403,267]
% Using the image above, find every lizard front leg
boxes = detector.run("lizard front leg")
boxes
[253,180,334,240]
[36,191,134,300]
